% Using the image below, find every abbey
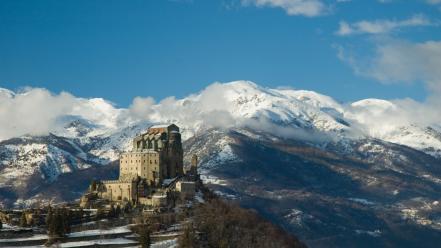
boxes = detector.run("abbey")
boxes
[119,123,183,186]
[81,124,197,208]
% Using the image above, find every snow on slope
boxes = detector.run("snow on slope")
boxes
[1,80,441,192]
[347,98,441,157]
[0,136,95,184]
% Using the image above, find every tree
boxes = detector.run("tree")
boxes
[90,180,97,191]
[46,207,54,234]
[178,223,197,248]
[77,208,84,224]
[124,202,132,213]
[108,205,116,218]
[96,207,106,220]
[138,224,151,248]
[116,205,122,216]
[20,212,28,227]
[47,208,71,238]
[61,208,71,234]
[0,219,3,229]
[54,212,64,237]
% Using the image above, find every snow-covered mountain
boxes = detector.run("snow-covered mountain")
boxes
[1,81,441,247]
[1,80,441,201]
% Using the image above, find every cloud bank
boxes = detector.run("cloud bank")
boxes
[241,0,328,17]
[336,14,433,36]
[0,88,76,140]
[2,77,441,145]
[0,87,128,140]
[0,82,340,144]
[338,39,441,91]
[337,38,441,137]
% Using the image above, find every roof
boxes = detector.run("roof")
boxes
[152,194,167,199]
[149,124,173,128]
[162,177,178,187]
[102,174,139,183]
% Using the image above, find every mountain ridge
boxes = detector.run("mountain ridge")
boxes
[1,81,441,247]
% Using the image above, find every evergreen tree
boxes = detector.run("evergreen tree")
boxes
[96,207,106,220]
[54,211,64,237]
[178,223,197,248]
[77,208,84,224]
[116,205,122,217]
[46,208,54,235]
[124,202,132,213]
[46,208,71,238]
[138,224,151,248]
[90,180,97,191]
[19,212,28,227]
[0,219,3,229]
[46,206,53,224]
[108,204,116,218]
[62,208,71,234]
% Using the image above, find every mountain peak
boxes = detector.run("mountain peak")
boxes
[351,98,396,110]
[223,80,259,89]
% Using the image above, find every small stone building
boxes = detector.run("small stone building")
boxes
[176,181,196,200]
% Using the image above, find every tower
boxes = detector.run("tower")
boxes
[166,130,183,178]
[190,154,198,175]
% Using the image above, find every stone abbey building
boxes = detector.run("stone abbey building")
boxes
[82,124,197,207]
[119,123,183,186]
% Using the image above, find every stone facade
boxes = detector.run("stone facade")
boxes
[99,124,184,204]
[126,123,183,184]
[176,181,196,200]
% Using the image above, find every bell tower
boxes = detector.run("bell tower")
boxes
[190,154,198,175]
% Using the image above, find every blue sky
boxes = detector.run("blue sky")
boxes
[1,0,440,106]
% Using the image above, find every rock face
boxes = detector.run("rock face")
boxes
[1,81,441,247]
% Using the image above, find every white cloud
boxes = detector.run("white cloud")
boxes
[0,87,130,140]
[426,0,441,4]
[337,39,441,88]
[127,83,241,131]
[368,40,441,86]
[241,0,328,17]
[129,96,155,120]
[336,14,433,36]
[0,88,76,140]
[338,38,441,130]
[380,0,441,5]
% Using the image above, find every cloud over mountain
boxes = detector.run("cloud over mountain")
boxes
[0,88,75,140]
[1,80,441,156]
[336,38,441,142]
